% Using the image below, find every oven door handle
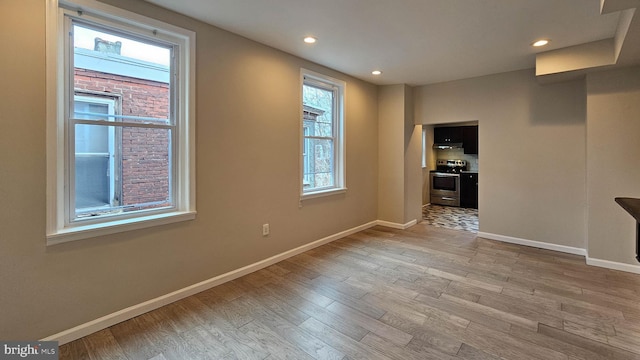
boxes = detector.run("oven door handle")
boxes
[442,197,457,201]
[432,173,460,177]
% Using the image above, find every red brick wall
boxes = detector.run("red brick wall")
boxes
[74,68,170,209]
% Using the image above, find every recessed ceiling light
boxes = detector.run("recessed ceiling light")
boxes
[532,39,550,47]
[372,70,382,75]
[303,36,317,44]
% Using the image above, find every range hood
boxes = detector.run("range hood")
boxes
[433,142,463,150]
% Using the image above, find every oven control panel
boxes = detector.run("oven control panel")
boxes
[436,159,467,168]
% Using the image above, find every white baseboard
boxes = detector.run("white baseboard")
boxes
[42,220,378,345]
[476,232,586,256]
[478,231,640,274]
[376,219,418,230]
[586,256,640,274]
[47,221,638,345]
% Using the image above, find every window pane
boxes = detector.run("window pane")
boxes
[303,82,336,192]
[303,138,334,190]
[74,100,110,121]
[302,84,334,123]
[75,124,172,218]
[314,122,333,138]
[75,121,115,212]
[121,126,172,210]
[75,152,111,209]
[75,121,110,154]
[73,22,171,124]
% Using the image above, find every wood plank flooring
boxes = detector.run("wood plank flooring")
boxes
[59,224,640,359]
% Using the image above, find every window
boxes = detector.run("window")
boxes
[301,70,346,199]
[74,93,120,212]
[46,0,196,244]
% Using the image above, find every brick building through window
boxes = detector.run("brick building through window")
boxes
[73,39,171,214]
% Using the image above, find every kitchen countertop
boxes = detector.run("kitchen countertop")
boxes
[616,197,640,222]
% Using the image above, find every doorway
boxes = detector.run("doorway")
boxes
[422,204,478,232]
[421,122,479,233]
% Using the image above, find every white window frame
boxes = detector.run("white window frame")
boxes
[300,69,346,200]
[302,124,312,187]
[46,0,196,245]
[422,127,427,168]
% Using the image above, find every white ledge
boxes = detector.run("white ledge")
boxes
[300,187,347,201]
[47,211,197,245]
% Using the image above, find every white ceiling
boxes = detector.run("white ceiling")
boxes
[144,0,621,86]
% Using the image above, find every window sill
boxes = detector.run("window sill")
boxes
[46,210,197,246]
[301,187,347,201]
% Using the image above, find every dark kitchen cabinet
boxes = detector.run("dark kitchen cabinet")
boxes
[434,126,463,144]
[460,173,478,209]
[462,126,478,154]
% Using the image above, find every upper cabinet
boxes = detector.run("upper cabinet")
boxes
[434,126,463,144]
[462,126,478,154]
[434,125,478,154]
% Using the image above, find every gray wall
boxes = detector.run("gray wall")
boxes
[586,66,640,265]
[415,69,587,249]
[0,0,378,339]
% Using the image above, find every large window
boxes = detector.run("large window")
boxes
[46,0,196,244]
[301,70,346,198]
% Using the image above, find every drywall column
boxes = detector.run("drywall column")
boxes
[378,84,422,226]
[586,66,640,268]
[403,86,423,223]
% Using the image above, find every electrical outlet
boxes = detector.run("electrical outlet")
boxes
[262,223,270,236]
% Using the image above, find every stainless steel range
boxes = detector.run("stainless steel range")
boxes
[430,159,467,207]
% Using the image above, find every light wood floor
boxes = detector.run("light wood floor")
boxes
[59,224,640,360]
